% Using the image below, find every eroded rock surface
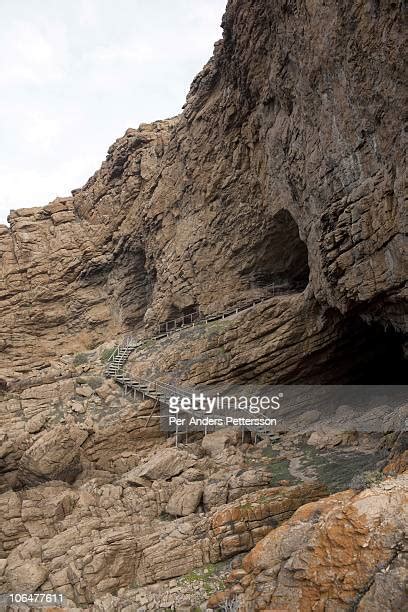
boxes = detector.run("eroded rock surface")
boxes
[0,0,407,609]
[217,474,408,611]
[0,465,326,604]
[18,424,89,487]
[0,0,406,384]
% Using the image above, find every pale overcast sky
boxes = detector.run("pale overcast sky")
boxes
[0,0,226,224]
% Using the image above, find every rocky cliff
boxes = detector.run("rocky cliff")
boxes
[0,0,406,383]
[0,0,407,609]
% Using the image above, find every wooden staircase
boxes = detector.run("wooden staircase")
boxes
[105,284,299,440]
[104,337,141,378]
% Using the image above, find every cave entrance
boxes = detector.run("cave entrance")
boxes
[349,321,407,384]
[249,209,309,291]
[158,302,200,334]
[107,244,155,329]
[166,303,200,320]
[300,315,408,385]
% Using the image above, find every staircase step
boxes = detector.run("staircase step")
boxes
[148,392,165,399]
[107,287,287,423]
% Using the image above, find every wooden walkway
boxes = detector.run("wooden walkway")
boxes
[105,284,299,441]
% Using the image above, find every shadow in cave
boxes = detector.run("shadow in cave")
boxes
[247,209,309,291]
[163,303,200,323]
[107,245,156,329]
[296,315,407,385]
[350,321,407,384]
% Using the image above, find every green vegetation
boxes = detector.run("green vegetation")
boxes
[100,348,116,363]
[349,469,385,491]
[257,440,384,493]
[73,352,89,366]
[258,447,298,486]
[178,562,226,594]
[299,443,383,493]
[239,501,254,511]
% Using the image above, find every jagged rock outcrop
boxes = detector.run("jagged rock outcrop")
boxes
[0,353,164,490]
[0,0,407,609]
[0,120,175,379]
[0,0,406,384]
[0,471,325,603]
[216,473,408,611]
[121,447,197,481]
[17,424,89,487]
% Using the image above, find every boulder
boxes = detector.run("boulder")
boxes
[7,560,48,592]
[166,481,204,516]
[18,424,89,486]
[26,413,47,434]
[235,474,408,611]
[121,448,196,482]
[202,429,240,457]
[76,384,93,398]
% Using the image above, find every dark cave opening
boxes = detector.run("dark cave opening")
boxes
[107,245,156,329]
[164,302,200,322]
[157,302,200,333]
[349,321,407,384]
[249,209,310,291]
[300,316,408,385]
[181,304,200,317]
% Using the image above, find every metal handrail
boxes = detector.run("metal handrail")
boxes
[157,309,201,335]
[105,282,303,374]
[107,282,304,368]
[117,372,279,440]
[106,282,307,441]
